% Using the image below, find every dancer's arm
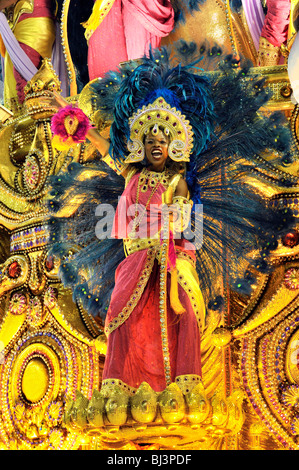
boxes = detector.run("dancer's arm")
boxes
[174,176,188,197]
[84,127,110,159]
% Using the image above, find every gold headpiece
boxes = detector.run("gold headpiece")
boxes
[23,58,62,120]
[126,97,194,163]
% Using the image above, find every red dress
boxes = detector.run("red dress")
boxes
[261,0,290,47]
[101,169,205,395]
[88,0,174,80]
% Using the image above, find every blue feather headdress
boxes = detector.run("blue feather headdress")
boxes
[107,47,215,166]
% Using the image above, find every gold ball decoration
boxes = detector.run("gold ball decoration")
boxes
[158,383,186,424]
[130,382,158,424]
[211,327,232,348]
[105,386,129,426]
[185,383,210,424]
[87,389,105,427]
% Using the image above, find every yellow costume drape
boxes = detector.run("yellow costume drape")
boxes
[82,0,117,41]
[3,14,55,111]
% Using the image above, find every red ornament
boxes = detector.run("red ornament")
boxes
[8,261,21,279]
[45,255,54,271]
[282,231,299,248]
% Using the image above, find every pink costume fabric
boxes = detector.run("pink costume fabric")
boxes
[88,0,174,80]
[260,0,291,46]
[102,171,203,394]
[13,0,55,103]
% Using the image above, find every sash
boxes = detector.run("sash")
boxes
[0,11,38,81]
[0,11,68,109]
[241,0,265,51]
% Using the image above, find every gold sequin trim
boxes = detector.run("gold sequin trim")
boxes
[176,249,196,269]
[177,262,205,334]
[124,237,160,256]
[159,222,172,386]
[101,378,137,397]
[101,375,202,397]
[175,374,202,394]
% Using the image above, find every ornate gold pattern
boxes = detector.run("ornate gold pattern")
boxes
[62,380,245,449]
[0,57,102,450]
[177,260,205,334]
[159,218,172,386]
[257,37,281,67]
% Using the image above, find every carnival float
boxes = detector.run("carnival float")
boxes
[0,0,298,451]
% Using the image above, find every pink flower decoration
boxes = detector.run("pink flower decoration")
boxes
[51,104,92,143]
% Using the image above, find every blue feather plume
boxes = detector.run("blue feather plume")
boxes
[173,0,242,25]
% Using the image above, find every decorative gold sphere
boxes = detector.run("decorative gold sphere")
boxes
[211,327,232,347]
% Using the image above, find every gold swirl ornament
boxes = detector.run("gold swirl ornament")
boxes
[104,386,129,426]
[86,389,105,427]
[185,382,211,424]
[210,392,229,427]
[70,390,89,429]
[130,382,158,424]
[157,382,186,424]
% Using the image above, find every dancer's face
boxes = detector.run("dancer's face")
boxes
[144,130,169,172]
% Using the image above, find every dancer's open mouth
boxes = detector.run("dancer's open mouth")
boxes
[151,149,163,159]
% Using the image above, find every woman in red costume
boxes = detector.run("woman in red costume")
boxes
[83,100,205,396]
[99,127,204,395]
[48,57,209,396]
[47,47,291,400]
[257,0,291,65]
[85,0,175,80]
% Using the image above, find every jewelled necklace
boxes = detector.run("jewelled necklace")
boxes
[129,169,169,238]
[138,168,169,192]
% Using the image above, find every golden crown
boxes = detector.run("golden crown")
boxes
[126,97,194,163]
